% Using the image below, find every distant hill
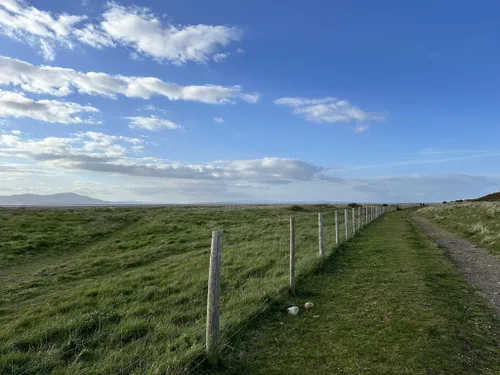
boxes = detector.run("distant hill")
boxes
[0,193,109,206]
[475,192,500,202]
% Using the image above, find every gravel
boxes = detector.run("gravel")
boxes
[413,214,500,316]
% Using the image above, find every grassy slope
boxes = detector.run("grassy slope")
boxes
[418,202,500,255]
[209,211,500,375]
[475,191,500,201]
[0,204,353,374]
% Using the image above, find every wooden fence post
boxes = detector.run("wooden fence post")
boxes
[345,208,349,239]
[206,230,223,365]
[335,210,339,245]
[318,213,324,258]
[290,218,296,295]
[358,207,361,230]
[352,208,356,235]
[365,207,368,225]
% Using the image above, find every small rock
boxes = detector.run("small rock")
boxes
[304,302,314,309]
[287,306,299,316]
[313,315,320,318]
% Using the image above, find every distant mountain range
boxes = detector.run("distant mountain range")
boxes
[0,193,110,206]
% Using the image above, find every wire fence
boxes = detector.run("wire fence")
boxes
[1,204,397,375]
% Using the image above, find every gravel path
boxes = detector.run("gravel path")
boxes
[413,214,500,316]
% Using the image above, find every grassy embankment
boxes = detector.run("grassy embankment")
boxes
[418,202,500,255]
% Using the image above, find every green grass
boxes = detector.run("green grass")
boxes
[0,204,356,375]
[418,202,500,255]
[206,211,500,375]
[0,206,138,268]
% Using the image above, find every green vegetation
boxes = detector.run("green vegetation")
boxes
[0,207,137,268]
[418,202,500,255]
[475,191,500,202]
[0,204,350,374]
[208,211,500,374]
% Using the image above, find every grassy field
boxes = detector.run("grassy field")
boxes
[0,204,356,374]
[207,211,500,374]
[418,202,500,255]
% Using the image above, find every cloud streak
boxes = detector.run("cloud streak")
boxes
[126,115,182,131]
[0,132,330,185]
[274,96,385,131]
[334,153,500,172]
[0,90,100,124]
[0,55,259,105]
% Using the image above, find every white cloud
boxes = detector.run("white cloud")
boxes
[274,97,385,130]
[96,3,243,64]
[73,24,115,48]
[0,55,260,104]
[213,52,230,62]
[0,90,100,124]
[0,0,87,60]
[126,115,182,131]
[355,124,369,133]
[141,104,169,115]
[241,93,260,104]
[39,39,56,61]
[213,117,224,124]
[0,1,243,64]
[0,132,328,185]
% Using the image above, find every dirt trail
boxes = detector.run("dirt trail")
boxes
[412,214,500,316]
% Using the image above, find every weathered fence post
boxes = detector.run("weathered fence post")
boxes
[318,213,324,258]
[358,207,361,230]
[352,208,356,235]
[344,208,349,239]
[365,207,368,225]
[290,218,296,295]
[335,210,339,245]
[206,230,223,365]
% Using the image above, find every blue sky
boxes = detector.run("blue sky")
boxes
[0,0,499,203]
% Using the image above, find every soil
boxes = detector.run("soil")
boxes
[413,214,500,316]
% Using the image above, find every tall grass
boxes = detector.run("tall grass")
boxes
[418,202,500,255]
[0,204,356,374]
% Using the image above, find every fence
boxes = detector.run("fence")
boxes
[1,204,398,374]
[202,204,395,367]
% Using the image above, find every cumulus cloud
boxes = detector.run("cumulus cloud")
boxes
[213,117,224,123]
[0,132,328,185]
[96,3,243,64]
[0,90,100,124]
[126,115,182,131]
[0,0,86,61]
[0,55,260,104]
[0,1,243,64]
[274,96,385,130]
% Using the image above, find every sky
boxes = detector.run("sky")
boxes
[0,0,500,203]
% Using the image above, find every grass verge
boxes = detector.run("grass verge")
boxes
[205,210,500,375]
[418,202,500,255]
